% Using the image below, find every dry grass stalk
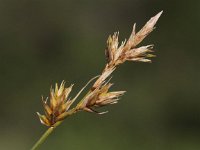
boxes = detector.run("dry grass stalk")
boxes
[31,11,162,150]
[37,11,162,127]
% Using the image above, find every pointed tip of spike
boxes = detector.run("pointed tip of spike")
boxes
[151,11,163,24]
[156,10,163,18]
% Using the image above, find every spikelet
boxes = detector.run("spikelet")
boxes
[105,11,163,65]
[80,83,125,114]
[37,81,74,126]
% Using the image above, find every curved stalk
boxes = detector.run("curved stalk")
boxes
[30,121,62,150]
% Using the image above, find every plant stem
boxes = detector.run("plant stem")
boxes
[30,121,62,150]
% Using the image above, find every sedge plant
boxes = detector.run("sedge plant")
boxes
[31,11,163,150]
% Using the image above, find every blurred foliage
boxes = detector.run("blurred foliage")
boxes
[0,0,200,150]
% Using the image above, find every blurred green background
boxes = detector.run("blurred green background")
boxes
[0,0,200,150]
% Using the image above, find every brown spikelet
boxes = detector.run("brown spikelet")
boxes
[37,82,74,126]
[104,11,163,66]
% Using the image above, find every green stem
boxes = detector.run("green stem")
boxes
[30,121,62,150]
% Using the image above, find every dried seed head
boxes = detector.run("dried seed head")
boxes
[105,11,162,65]
[79,82,125,114]
[37,11,162,127]
[37,77,98,126]
[37,81,74,126]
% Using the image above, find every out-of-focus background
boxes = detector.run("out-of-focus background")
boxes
[0,0,199,150]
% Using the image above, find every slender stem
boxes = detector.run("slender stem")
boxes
[30,121,62,150]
